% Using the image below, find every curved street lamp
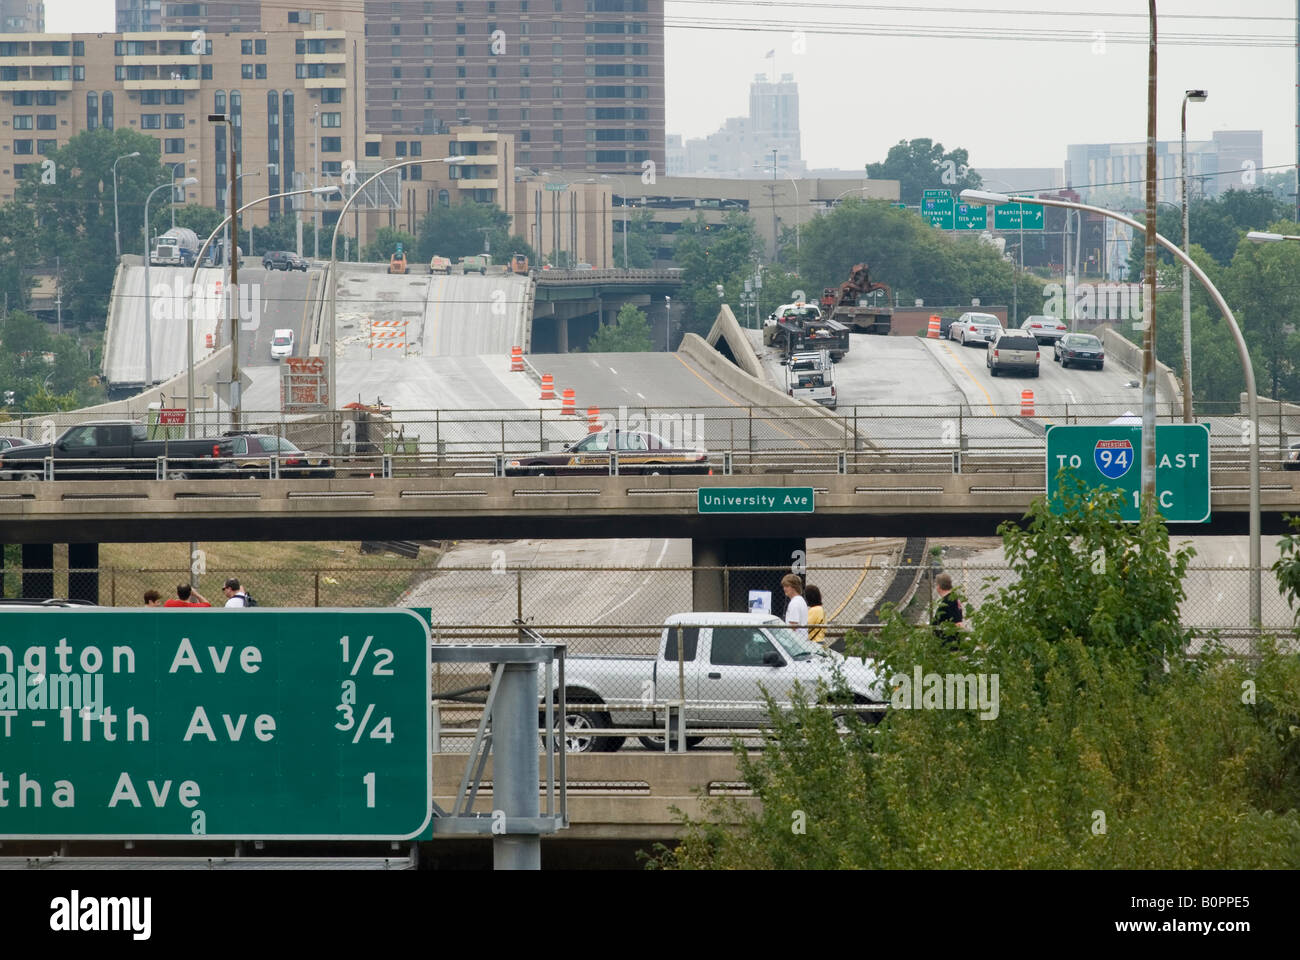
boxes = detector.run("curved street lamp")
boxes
[112,151,141,260]
[185,184,341,435]
[144,176,198,387]
[963,188,1262,625]
[327,155,466,419]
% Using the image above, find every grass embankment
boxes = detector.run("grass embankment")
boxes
[88,541,435,607]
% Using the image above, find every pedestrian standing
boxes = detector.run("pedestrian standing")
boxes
[165,583,211,608]
[931,572,966,643]
[143,589,161,606]
[805,584,826,647]
[222,577,251,607]
[781,573,808,643]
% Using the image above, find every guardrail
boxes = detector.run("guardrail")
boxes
[3,448,1296,480]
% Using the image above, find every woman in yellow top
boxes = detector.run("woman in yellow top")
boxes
[804,585,826,647]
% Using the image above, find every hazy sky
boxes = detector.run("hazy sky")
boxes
[46,1,1298,178]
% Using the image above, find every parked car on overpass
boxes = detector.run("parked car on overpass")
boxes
[0,435,34,453]
[217,432,335,478]
[1285,441,1299,471]
[505,429,709,477]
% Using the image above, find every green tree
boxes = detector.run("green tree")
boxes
[1222,222,1300,400]
[415,200,534,264]
[360,227,418,264]
[796,197,1021,309]
[613,207,656,268]
[672,211,762,341]
[172,204,224,245]
[17,127,166,322]
[865,138,983,206]
[585,303,653,352]
[649,479,1300,870]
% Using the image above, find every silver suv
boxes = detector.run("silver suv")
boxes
[987,330,1040,377]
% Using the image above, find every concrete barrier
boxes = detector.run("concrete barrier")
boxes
[681,317,871,449]
[1099,326,1182,402]
[1241,393,1300,438]
[703,304,765,380]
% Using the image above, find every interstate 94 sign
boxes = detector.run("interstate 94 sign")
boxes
[1045,423,1210,524]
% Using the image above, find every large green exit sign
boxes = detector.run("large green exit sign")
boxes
[0,609,431,840]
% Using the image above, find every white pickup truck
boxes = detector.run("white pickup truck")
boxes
[786,350,837,408]
[534,612,887,753]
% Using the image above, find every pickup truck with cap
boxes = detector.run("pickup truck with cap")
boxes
[529,612,887,753]
[0,420,227,480]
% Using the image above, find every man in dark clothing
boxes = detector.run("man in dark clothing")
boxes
[932,572,966,643]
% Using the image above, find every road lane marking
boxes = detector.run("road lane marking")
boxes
[829,553,873,622]
[636,392,646,400]
[594,538,672,622]
[940,342,998,416]
[609,367,618,375]
[673,354,809,449]
[426,274,440,357]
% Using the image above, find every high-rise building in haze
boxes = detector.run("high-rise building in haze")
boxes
[1065,131,1264,204]
[1,0,44,32]
[671,73,805,178]
[114,0,666,174]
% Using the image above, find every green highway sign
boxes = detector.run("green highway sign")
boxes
[922,192,955,229]
[0,609,431,840]
[892,203,908,209]
[992,202,1045,230]
[698,487,814,514]
[954,203,987,230]
[1045,423,1211,523]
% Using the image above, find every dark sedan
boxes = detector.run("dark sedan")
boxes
[506,430,710,477]
[218,433,334,478]
[1054,333,1105,369]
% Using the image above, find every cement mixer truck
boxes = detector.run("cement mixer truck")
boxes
[150,227,200,267]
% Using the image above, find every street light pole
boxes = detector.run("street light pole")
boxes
[964,188,1262,626]
[664,295,671,352]
[1181,89,1208,423]
[112,151,141,260]
[313,104,321,260]
[186,185,339,437]
[170,158,194,231]
[328,156,465,417]
[144,177,197,388]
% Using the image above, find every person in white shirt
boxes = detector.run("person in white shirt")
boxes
[781,573,808,643]
[222,577,250,607]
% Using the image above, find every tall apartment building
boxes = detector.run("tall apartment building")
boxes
[1065,130,1264,204]
[0,23,365,235]
[365,0,665,176]
[0,0,44,33]
[115,1,666,176]
[117,1,261,33]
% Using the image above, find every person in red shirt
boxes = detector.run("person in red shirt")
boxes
[163,583,211,608]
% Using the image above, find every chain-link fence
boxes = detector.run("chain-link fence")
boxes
[9,560,1293,633]
[5,559,1295,754]
[4,400,1294,467]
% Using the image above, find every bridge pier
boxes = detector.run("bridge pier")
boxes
[21,543,53,600]
[68,542,99,605]
[692,537,806,617]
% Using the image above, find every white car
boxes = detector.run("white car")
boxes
[949,311,1003,347]
[1021,315,1068,344]
[270,328,294,360]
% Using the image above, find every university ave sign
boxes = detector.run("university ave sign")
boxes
[697,487,815,514]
